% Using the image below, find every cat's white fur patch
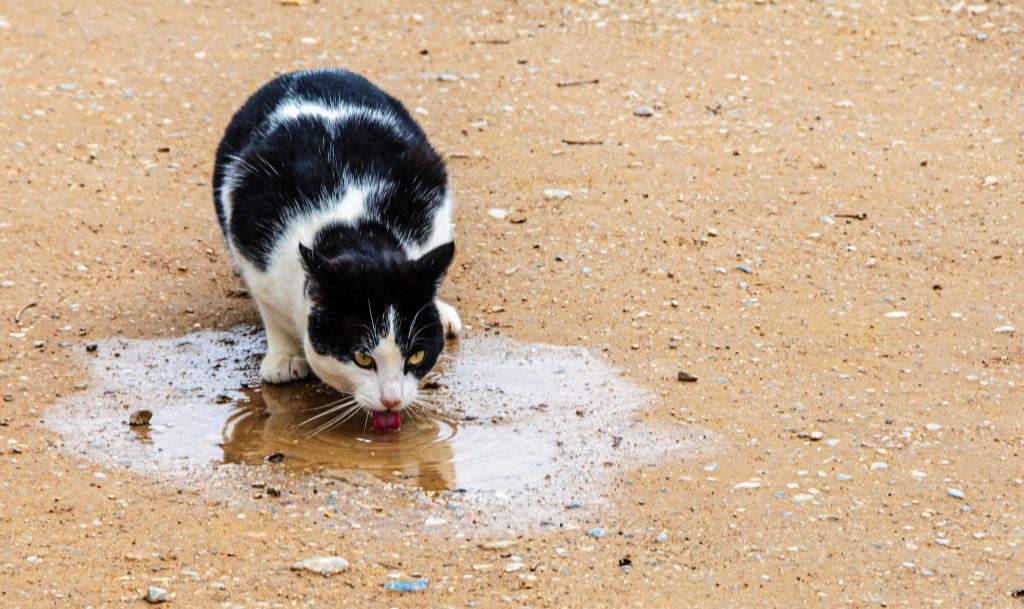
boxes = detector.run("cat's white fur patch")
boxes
[260,352,310,383]
[270,100,403,134]
[435,299,462,338]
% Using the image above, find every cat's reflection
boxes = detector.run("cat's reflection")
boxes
[217,382,458,491]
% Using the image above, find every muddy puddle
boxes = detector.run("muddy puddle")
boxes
[48,327,711,527]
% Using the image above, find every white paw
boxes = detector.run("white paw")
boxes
[435,300,462,339]
[260,352,310,384]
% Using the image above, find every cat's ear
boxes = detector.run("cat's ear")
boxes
[299,243,328,277]
[413,242,455,286]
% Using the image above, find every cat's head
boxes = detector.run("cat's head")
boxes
[299,241,455,422]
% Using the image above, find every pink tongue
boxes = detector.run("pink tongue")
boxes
[372,410,401,432]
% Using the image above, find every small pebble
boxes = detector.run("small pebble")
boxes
[994,325,1015,334]
[633,106,655,117]
[884,311,908,318]
[735,264,753,274]
[946,488,965,500]
[479,540,516,550]
[676,371,698,383]
[128,410,153,427]
[654,532,668,543]
[732,481,761,490]
[487,208,508,220]
[85,343,98,352]
[144,588,168,604]
[587,528,605,537]
[291,556,350,576]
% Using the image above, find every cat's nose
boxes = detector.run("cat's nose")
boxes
[380,396,401,410]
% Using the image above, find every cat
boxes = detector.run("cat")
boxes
[212,68,461,432]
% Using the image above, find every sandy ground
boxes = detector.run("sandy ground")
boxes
[2,0,1023,607]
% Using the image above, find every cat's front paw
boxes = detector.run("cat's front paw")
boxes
[260,352,311,383]
[435,299,462,339]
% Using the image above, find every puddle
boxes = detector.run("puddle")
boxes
[48,327,712,526]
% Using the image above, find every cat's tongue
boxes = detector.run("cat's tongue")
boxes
[372,410,401,433]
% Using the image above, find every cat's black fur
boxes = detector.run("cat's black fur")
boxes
[213,69,447,270]
[301,237,453,375]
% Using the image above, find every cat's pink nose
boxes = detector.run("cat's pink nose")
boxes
[381,397,401,410]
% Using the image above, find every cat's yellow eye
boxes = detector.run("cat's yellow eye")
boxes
[353,352,375,368]
[406,350,425,366]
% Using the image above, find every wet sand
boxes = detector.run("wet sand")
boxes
[1,1,1022,606]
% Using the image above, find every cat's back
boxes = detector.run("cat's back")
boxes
[213,69,450,270]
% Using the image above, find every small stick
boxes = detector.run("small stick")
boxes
[471,39,510,45]
[834,213,867,220]
[557,78,599,88]
[14,301,37,325]
[561,139,604,146]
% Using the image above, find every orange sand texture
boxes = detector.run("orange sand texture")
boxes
[1,1,1022,607]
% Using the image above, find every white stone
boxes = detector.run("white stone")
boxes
[290,556,350,576]
[543,188,572,199]
[732,481,762,491]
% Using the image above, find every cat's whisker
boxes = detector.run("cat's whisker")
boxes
[406,399,456,424]
[410,394,441,408]
[407,302,431,334]
[299,403,358,436]
[408,321,440,346]
[289,398,358,430]
[306,396,354,412]
[402,407,422,423]
[305,404,363,438]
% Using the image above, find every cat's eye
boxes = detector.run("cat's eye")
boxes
[406,350,425,366]
[353,352,375,368]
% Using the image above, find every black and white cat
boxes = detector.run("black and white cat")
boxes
[212,69,461,432]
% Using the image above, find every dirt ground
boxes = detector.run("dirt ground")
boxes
[2,0,1023,607]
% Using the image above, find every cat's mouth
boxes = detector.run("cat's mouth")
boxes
[372,410,401,432]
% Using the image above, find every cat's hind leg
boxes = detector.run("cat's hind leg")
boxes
[258,306,311,383]
[435,299,462,339]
